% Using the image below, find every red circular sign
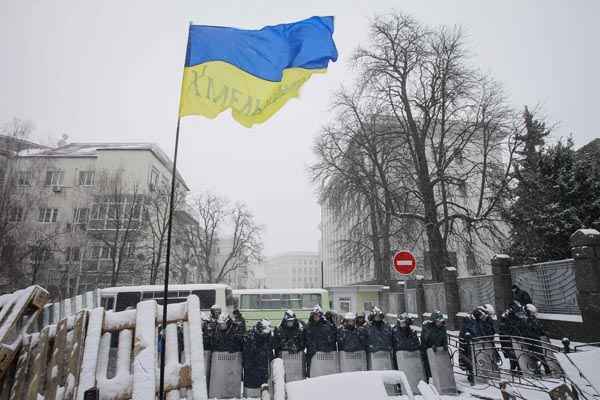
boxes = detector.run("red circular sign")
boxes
[394,251,416,275]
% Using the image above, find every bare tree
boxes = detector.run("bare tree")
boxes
[181,191,263,283]
[312,90,424,283]
[141,179,186,285]
[0,119,61,291]
[314,14,522,281]
[87,169,145,286]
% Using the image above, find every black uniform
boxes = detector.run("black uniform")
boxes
[512,285,532,306]
[212,318,243,352]
[273,317,306,357]
[305,316,337,355]
[522,315,549,374]
[232,309,247,332]
[364,320,393,353]
[421,321,448,350]
[498,306,523,373]
[459,314,486,383]
[392,325,420,352]
[202,317,218,351]
[242,323,274,389]
[421,320,448,379]
[337,324,366,352]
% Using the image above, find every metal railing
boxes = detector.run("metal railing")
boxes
[445,333,598,398]
[511,259,580,315]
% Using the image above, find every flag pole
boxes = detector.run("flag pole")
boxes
[159,21,192,400]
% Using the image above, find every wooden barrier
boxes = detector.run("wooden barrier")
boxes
[0,289,208,400]
[0,286,49,382]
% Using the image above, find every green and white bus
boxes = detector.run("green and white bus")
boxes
[233,288,330,328]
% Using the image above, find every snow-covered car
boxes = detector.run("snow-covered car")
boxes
[284,370,464,400]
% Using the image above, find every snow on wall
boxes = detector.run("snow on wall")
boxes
[77,307,105,400]
[132,300,156,399]
[187,295,208,400]
[271,358,285,400]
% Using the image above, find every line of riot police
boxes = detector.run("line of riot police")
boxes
[200,304,456,397]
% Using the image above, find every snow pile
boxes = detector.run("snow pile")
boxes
[271,358,285,400]
[556,348,600,396]
[286,371,415,400]
[132,300,156,399]
[77,307,105,399]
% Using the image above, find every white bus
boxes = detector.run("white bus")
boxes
[99,284,235,312]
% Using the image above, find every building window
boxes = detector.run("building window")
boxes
[339,297,351,313]
[45,170,64,186]
[17,170,32,186]
[73,207,89,224]
[9,207,23,222]
[79,171,95,186]
[91,204,107,220]
[66,247,81,262]
[38,208,58,223]
[90,245,113,260]
[149,168,159,191]
[126,242,136,258]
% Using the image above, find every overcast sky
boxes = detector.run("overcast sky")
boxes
[1,1,597,257]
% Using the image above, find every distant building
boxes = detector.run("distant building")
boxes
[213,237,249,289]
[320,203,375,287]
[249,251,321,289]
[6,141,189,297]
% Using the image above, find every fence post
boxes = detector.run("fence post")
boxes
[491,254,513,314]
[570,228,600,341]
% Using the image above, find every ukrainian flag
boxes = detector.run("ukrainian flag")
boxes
[179,16,338,128]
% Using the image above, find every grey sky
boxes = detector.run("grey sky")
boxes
[1,1,597,257]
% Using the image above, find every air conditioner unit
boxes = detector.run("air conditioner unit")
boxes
[52,185,62,193]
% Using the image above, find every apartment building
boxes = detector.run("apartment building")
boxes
[6,140,189,297]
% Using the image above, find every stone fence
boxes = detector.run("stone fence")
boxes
[510,259,579,315]
[388,228,600,340]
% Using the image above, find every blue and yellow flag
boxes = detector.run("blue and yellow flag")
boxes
[179,16,338,127]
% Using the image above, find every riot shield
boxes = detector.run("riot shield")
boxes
[208,351,242,399]
[339,350,367,372]
[309,351,339,378]
[281,351,305,382]
[426,347,457,395]
[395,350,425,394]
[367,351,393,371]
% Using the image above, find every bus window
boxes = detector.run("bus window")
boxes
[191,290,216,309]
[115,292,141,311]
[240,294,257,309]
[156,298,186,306]
[177,290,190,298]
[225,288,235,307]
[142,292,154,300]
[101,296,115,310]
[302,294,321,309]
[289,295,302,309]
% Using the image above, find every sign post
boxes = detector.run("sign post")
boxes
[393,251,416,275]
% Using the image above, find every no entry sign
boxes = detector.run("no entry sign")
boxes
[394,251,416,275]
